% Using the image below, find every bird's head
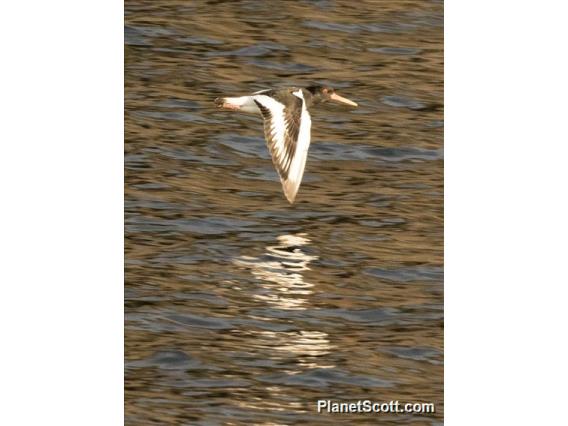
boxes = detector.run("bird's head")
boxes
[306,86,358,107]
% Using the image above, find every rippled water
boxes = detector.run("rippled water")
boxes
[125,0,443,424]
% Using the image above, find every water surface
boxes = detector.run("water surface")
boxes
[126,0,443,424]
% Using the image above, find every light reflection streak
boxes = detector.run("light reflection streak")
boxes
[234,233,318,310]
[233,233,335,413]
[234,233,334,361]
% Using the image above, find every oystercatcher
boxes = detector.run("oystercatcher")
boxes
[215,86,357,203]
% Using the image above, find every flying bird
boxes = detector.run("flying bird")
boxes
[215,86,357,203]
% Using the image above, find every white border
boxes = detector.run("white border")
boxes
[446,1,568,424]
[1,1,567,425]
[0,1,123,424]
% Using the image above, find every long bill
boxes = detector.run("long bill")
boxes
[329,92,358,107]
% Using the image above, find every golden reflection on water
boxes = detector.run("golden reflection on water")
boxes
[241,328,334,369]
[234,234,334,368]
[234,233,317,310]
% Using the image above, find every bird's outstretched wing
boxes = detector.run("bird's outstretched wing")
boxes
[253,90,312,203]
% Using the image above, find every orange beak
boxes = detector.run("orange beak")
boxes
[329,92,358,107]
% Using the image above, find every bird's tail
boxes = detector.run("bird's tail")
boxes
[214,96,259,113]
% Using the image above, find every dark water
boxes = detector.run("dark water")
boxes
[125,0,443,424]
